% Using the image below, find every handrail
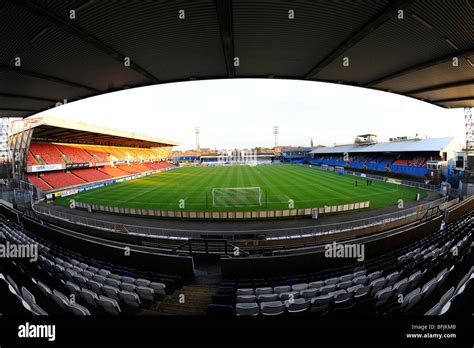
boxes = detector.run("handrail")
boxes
[30,195,448,241]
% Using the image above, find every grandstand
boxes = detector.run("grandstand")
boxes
[280,147,313,163]
[308,136,462,183]
[1,117,471,326]
[9,117,178,194]
[0,0,473,344]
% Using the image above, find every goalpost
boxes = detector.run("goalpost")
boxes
[212,187,262,207]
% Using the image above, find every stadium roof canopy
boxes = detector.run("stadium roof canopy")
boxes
[281,147,313,153]
[10,116,179,147]
[309,137,459,154]
[0,0,473,119]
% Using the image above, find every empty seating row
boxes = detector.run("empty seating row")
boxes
[71,168,112,182]
[27,162,175,191]
[28,142,170,165]
[55,144,95,163]
[209,211,472,316]
[0,215,182,315]
[39,171,86,188]
[425,264,473,315]
[29,143,65,164]
[27,174,53,191]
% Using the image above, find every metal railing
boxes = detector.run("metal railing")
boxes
[306,164,440,191]
[31,196,448,241]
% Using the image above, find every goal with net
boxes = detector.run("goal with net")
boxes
[212,187,262,207]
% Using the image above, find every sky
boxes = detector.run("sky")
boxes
[32,79,466,150]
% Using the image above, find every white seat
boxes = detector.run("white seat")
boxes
[273,286,290,294]
[98,269,111,277]
[121,276,136,284]
[236,302,259,316]
[258,293,279,302]
[51,290,69,311]
[324,277,339,285]
[300,288,319,299]
[121,283,136,292]
[65,281,81,297]
[21,286,36,305]
[86,279,103,294]
[67,302,91,316]
[136,286,155,302]
[102,285,120,301]
[135,278,151,287]
[260,301,285,315]
[291,283,308,292]
[309,281,324,289]
[80,288,99,309]
[237,295,257,303]
[285,298,310,313]
[236,288,254,296]
[93,274,107,284]
[149,282,166,297]
[98,295,121,315]
[119,290,141,308]
[255,287,273,296]
[279,291,300,301]
[105,278,121,288]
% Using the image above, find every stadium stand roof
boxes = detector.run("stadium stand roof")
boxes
[281,147,313,153]
[310,137,459,154]
[0,0,472,118]
[10,116,179,147]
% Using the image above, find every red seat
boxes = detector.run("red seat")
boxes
[27,174,53,191]
[71,168,112,182]
[40,172,86,189]
[29,143,64,164]
[56,144,94,163]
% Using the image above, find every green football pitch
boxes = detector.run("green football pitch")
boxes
[56,164,426,212]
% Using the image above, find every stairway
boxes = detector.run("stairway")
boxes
[147,284,218,315]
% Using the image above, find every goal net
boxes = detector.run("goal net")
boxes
[212,187,262,207]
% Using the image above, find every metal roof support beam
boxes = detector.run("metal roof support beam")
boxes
[432,96,474,103]
[215,0,235,78]
[11,0,161,83]
[304,0,414,79]
[366,48,474,87]
[404,79,474,95]
[0,92,57,103]
[0,64,100,92]
[0,108,38,112]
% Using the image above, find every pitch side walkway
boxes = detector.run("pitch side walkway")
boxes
[41,191,442,232]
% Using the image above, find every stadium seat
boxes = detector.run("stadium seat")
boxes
[236,302,259,316]
[80,289,99,309]
[98,296,121,315]
[286,298,310,314]
[67,302,91,316]
[119,290,141,308]
[260,301,285,316]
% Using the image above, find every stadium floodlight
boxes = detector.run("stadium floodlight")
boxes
[273,126,279,148]
[212,187,262,207]
[194,126,200,151]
